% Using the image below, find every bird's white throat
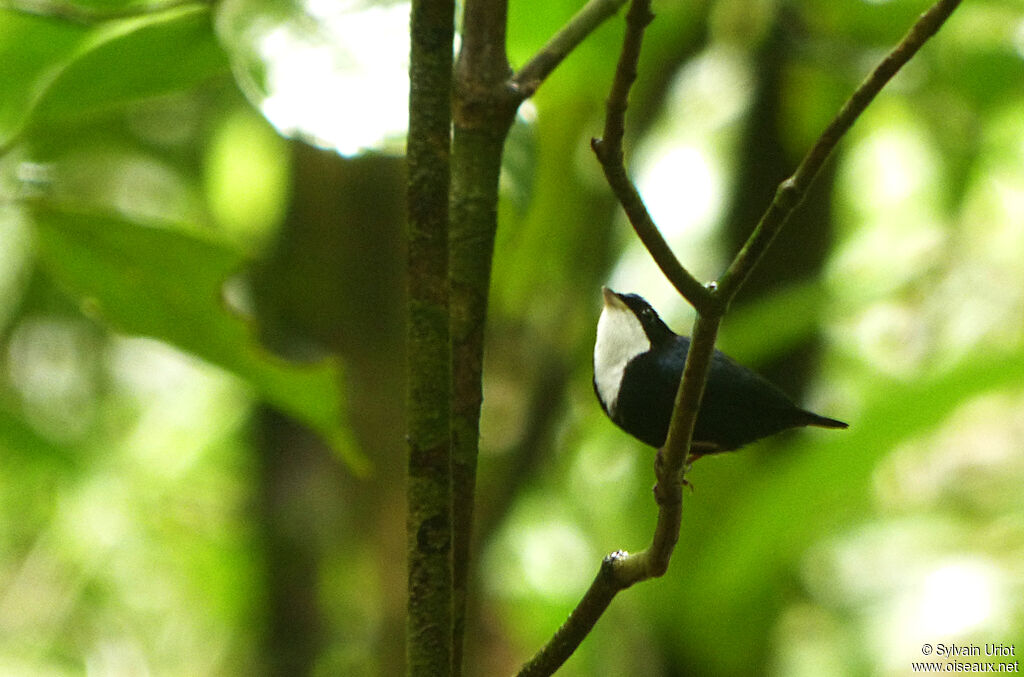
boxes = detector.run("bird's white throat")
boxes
[594,300,649,413]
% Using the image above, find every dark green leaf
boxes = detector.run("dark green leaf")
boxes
[30,205,366,473]
[28,5,229,126]
[0,10,92,146]
[0,5,228,146]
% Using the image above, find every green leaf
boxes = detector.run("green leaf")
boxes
[717,280,828,363]
[0,398,79,468]
[0,5,228,146]
[660,343,1024,673]
[29,5,229,125]
[30,205,367,473]
[0,10,92,146]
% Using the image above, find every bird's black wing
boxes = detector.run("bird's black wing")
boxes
[697,347,809,451]
[613,345,683,448]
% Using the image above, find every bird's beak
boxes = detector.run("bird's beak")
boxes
[601,286,621,308]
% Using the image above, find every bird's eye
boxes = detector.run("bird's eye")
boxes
[641,308,654,320]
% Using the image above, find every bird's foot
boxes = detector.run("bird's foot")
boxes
[681,459,696,492]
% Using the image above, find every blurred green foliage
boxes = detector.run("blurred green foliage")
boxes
[1,0,1023,675]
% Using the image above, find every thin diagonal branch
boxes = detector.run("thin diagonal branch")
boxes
[716,0,963,303]
[515,551,628,677]
[519,1,963,674]
[511,0,628,98]
[517,312,720,677]
[590,0,715,315]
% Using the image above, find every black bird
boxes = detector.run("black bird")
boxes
[594,287,847,457]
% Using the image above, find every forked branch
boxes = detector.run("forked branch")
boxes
[716,0,964,301]
[511,0,629,98]
[519,1,963,675]
[591,0,714,314]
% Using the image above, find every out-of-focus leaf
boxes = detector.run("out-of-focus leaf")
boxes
[30,205,366,473]
[657,344,1024,673]
[0,5,227,146]
[0,10,91,146]
[35,0,181,13]
[28,5,228,126]
[717,280,828,363]
[0,399,78,468]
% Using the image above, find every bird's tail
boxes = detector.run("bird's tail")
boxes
[798,410,849,429]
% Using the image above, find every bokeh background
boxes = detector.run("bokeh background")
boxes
[1,0,1023,675]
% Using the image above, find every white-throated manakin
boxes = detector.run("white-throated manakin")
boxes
[594,287,847,457]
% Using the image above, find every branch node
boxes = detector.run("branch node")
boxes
[510,0,630,99]
[652,479,682,509]
[603,549,644,588]
[603,549,630,568]
[775,176,801,210]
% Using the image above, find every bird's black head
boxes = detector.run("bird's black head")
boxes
[611,290,677,347]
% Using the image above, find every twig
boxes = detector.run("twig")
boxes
[450,2,641,674]
[516,551,628,677]
[590,0,716,315]
[514,315,719,677]
[511,0,628,98]
[520,0,963,674]
[716,0,964,302]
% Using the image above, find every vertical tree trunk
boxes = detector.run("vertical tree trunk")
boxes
[406,0,456,673]
[253,143,408,676]
[254,407,324,677]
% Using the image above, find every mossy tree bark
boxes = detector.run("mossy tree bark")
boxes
[448,1,629,672]
[449,2,517,672]
[406,0,647,673]
[406,0,456,674]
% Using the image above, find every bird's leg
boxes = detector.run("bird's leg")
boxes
[681,458,695,493]
[652,449,662,494]
[652,448,670,502]
[652,448,695,499]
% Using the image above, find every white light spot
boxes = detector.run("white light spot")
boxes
[520,522,592,597]
[1013,18,1024,58]
[916,560,998,637]
[637,145,719,239]
[257,2,412,155]
[844,124,936,211]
